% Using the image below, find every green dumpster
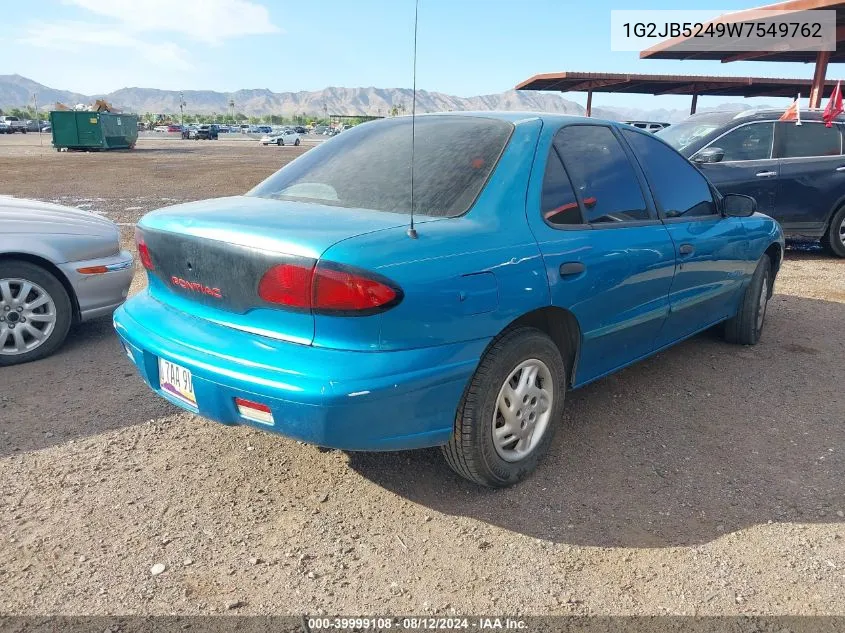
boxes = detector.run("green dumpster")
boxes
[50,111,139,151]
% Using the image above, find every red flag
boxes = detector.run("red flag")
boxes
[823,80,843,127]
[779,99,800,122]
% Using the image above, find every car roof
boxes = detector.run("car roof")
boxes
[400,110,627,129]
[686,108,841,124]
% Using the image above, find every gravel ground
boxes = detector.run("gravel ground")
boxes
[0,134,844,616]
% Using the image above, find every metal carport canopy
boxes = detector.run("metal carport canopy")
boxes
[515,71,841,115]
[639,0,845,108]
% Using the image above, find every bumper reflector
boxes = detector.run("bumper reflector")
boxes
[235,397,274,425]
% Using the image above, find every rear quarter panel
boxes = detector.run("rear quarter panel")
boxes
[315,118,551,351]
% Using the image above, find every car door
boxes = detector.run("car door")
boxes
[774,120,845,236]
[692,120,779,218]
[526,124,677,386]
[622,128,750,346]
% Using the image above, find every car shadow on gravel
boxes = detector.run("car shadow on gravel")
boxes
[0,317,176,458]
[347,294,845,548]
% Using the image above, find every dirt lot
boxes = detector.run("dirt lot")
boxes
[0,133,844,616]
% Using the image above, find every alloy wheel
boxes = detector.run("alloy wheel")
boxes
[0,278,58,356]
[492,358,553,462]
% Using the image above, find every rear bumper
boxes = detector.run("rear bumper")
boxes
[113,291,484,450]
[59,250,134,321]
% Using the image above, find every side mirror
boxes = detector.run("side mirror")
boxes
[692,147,725,164]
[722,193,757,217]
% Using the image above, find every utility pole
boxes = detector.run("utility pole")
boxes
[229,99,235,124]
[179,91,186,131]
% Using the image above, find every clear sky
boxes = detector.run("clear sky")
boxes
[2,0,831,111]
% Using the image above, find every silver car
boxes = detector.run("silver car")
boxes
[0,197,134,365]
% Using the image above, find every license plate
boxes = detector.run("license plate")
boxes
[158,358,196,407]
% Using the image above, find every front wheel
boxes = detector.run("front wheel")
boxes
[724,254,771,345]
[278,139,284,146]
[441,327,566,487]
[0,261,72,366]
[823,206,845,258]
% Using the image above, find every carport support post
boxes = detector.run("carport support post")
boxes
[690,89,698,115]
[586,90,592,117]
[810,50,831,109]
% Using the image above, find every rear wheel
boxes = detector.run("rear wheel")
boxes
[0,261,72,366]
[724,254,771,346]
[823,206,845,258]
[441,327,565,487]
[294,138,300,146]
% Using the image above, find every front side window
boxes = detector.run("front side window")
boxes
[249,116,513,217]
[703,122,774,162]
[623,129,717,219]
[554,125,650,224]
[540,149,581,226]
[778,121,842,158]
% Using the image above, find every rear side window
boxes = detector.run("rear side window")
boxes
[778,122,842,158]
[541,150,582,225]
[249,116,513,217]
[623,129,716,219]
[554,125,650,224]
[708,122,774,162]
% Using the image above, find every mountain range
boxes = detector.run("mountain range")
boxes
[0,74,765,123]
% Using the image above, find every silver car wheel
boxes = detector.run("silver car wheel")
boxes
[756,270,769,332]
[492,358,553,462]
[839,216,845,247]
[0,278,58,356]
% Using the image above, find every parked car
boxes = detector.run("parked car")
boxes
[1,196,134,366]
[192,124,219,140]
[260,129,300,146]
[294,126,307,134]
[153,125,169,132]
[658,108,845,256]
[115,113,783,487]
[166,124,182,133]
[0,116,27,133]
[623,120,670,133]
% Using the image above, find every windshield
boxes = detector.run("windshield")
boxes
[655,120,726,152]
[248,115,513,217]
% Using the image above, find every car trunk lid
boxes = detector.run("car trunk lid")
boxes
[138,196,410,345]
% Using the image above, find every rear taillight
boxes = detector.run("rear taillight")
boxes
[312,264,398,312]
[135,228,154,271]
[257,261,314,308]
[258,260,402,315]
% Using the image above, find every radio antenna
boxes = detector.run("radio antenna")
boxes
[406,0,420,239]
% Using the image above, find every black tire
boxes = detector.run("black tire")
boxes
[724,254,772,346]
[278,139,284,146]
[294,138,300,146]
[823,206,845,258]
[441,327,566,487]
[0,260,73,366]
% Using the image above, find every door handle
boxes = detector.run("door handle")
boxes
[836,166,845,172]
[559,262,585,277]
[679,243,695,256]
[755,170,777,177]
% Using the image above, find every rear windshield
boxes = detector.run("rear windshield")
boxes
[656,112,737,152]
[248,116,513,217]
